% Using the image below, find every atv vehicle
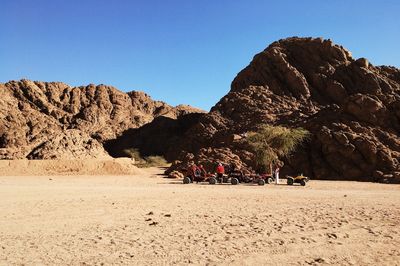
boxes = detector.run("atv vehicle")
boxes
[207,170,249,185]
[286,174,309,186]
[183,165,209,184]
[226,171,273,186]
[184,172,216,184]
[256,173,275,185]
[228,170,252,185]
[225,170,265,185]
[206,165,250,185]
[208,174,234,185]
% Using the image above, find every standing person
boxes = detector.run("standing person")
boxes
[216,163,225,183]
[274,163,280,185]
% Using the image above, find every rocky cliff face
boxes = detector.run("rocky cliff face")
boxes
[163,37,400,182]
[0,79,203,159]
[2,37,400,182]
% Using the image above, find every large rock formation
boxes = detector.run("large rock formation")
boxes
[0,79,203,159]
[159,37,400,182]
[2,37,399,183]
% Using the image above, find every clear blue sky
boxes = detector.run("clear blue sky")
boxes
[1,0,399,110]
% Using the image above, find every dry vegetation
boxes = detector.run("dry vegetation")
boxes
[247,125,310,170]
[123,148,168,167]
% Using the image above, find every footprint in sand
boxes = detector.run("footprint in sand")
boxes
[327,233,338,239]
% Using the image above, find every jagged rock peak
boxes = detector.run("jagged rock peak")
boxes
[0,79,204,159]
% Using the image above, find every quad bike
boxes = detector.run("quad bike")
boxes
[183,168,210,184]
[254,173,275,186]
[286,174,309,186]
[206,171,247,185]
[223,170,265,185]
[228,170,252,185]
[224,171,272,186]
[182,166,244,185]
[208,174,231,185]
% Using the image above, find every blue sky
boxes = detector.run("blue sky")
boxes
[1,0,399,110]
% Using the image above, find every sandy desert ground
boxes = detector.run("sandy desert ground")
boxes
[1,166,400,265]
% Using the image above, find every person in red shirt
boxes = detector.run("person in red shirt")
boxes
[216,163,225,182]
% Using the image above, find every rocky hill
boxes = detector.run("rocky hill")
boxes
[0,79,203,159]
[153,37,399,182]
[2,37,400,183]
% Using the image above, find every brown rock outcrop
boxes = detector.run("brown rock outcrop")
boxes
[162,37,400,182]
[2,37,399,183]
[0,79,203,159]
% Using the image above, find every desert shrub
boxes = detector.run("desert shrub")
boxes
[123,148,168,168]
[122,148,146,163]
[143,155,168,167]
[247,125,310,171]
[122,148,168,167]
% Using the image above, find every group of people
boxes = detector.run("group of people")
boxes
[185,162,226,183]
[186,161,282,184]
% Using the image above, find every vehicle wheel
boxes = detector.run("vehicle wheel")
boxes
[183,177,191,184]
[258,179,265,186]
[300,179,306,186]
[267,177,273,184]
[231,178,239,185]
[209,177,217,185]
[287,178,294,185]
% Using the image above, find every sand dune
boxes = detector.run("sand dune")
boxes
[0,167,399,265]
